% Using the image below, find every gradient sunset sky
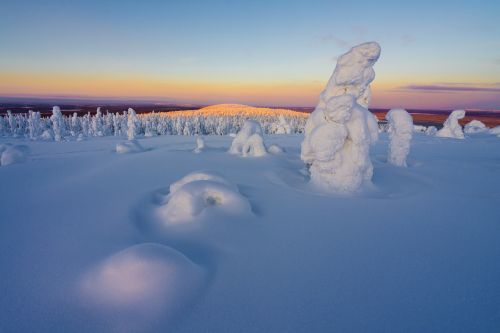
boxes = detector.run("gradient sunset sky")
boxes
[1,0,499,109]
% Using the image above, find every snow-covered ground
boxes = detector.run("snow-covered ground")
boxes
[1,132,499,332]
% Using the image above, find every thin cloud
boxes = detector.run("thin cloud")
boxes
[400,84,500,93]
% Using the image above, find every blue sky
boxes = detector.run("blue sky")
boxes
[1,0,499,108]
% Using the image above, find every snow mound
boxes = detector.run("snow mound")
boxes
[464,120,487,134]
[229,120,267,157]
[41,129,53,141]
[159,172,251,224]
[436,110,466,139]
[489,126,500,135]
[268,144,285,154]
[1,145,29,166]
[426,126,438,136]
[386,109,413,167]
[301,42,381,193]
[169,171,237,193]
[116,140,144,154]
[194,135,205,153]
[79,243,205,326]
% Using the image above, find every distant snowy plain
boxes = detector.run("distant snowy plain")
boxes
[0,132,499,332]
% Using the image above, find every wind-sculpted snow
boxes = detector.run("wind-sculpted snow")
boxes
[464,120,487,134]
[79,243,205,330]
[301,42,381,193]
[0,144,29,166]
[229,120,267,157]
[158,171,251,224]
[0,104,308,140]
[116,139,144,154]
[436,110,466,139]
[386,109,413,167]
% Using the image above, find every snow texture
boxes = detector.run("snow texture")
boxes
[426,126,438,136]
[116,139,144,154]
[79,243,205,330]
[268,144,285,154]
[489,125,500,135]
[301,42,381,192]
[436,110,466,139]
[0,144,29,166]
[229,120,267,157]
[158,171,251,224]
[386,109,413,167]
[464,120,487,134]
[194,135,205,153]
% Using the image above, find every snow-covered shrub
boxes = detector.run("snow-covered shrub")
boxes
[229,120,267,157]
[464,120,487,134]
[489,126,500,135]
[194,135,205,153]
[116,140,144,154]
[268,144,285,154]
[158,171,251,224]
[79,243,205,325]
[386,109,413,167]
[413,125,427,133]
[301,42,381,192]
[0,145,29,166]
[426,126,438,136]
[436,110,466,139]
[50,106,65,141]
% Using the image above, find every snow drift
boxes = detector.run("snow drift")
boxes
[158,171,251,224]
[386,109,413,167]
[436,110,466,139]
[301,42,381,192]
[79,243,205,329]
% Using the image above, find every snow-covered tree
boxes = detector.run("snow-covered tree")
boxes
[464,120,487,134]
[301,42,381,192]
[229,120,267,157]
[50,106,65,142]
[194,135,205,153]
[436,110,466,139]
[127,108,139,140]
[386,109,413,167]
[91,107,104,137]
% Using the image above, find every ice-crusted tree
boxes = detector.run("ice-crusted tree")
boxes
[7,111,17,137]
[436,110,466,139]
[127,108,139,140]
[70,112,80,136]
[386,109,413,167]
[229,120,267,157]
[50,106,65,142]
[301,42,381,192]
[92,107,104,137]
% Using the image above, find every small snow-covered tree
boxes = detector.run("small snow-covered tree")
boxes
[229,120,267,157]
[92,107,104,137]
[7,111,17,137]
[50,106,65,141]
[386,109,413,167]
[436,110,465,139]
[127,108,139,140]
[194,135,205,153]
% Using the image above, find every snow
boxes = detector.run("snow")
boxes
[158,172,251,224]
[386,109,413,167]
[413,125,427,133]
[425,125,438,136]
[0,132,500,332]
[301,42,381,192]
[490,125,500,135]
[0,144,29,166]
[464,120,487,134]
[436,110,466,139]
[79,243,206,331]
[229,120,267,157]
[194,135,205,153]
[268,144,285,154]
[115,139,144,154]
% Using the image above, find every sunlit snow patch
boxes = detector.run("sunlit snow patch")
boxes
[79,243,205,328]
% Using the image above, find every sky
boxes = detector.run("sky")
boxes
[0,0,499,109]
